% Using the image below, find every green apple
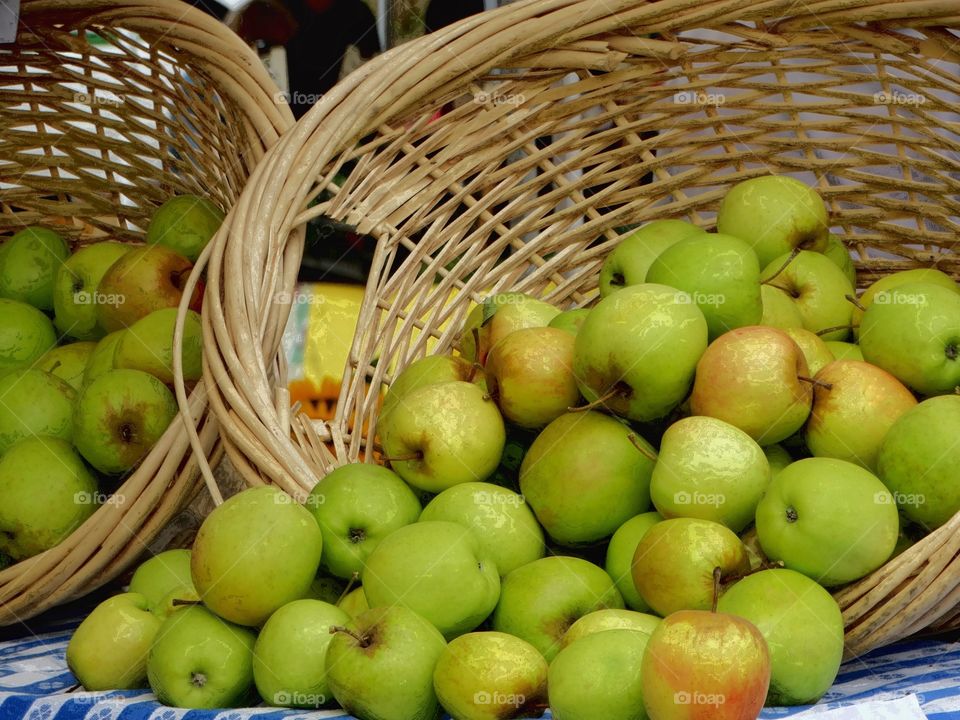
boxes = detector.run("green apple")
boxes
[147,194,224,263]
[0,298,56,377]
[646,232,762,339]
[878,395,960,530]
[520,411,655,545]
[53,241,130,340]
[420,482,544,576]
[378,380,505,493]
[764,444,792,478]
[784,327,834,376]
[114,308,203,384]
[599,219,704,296]
[641,610,770,720]
[560,608,660,649]
[0,369,76,454]
[192,485,323,626]
[460,293,559,364]
[859,282,960,395]
[67,592,161,690]
[718,568,843,705]
[326,606,447,720]
[338,586,369,619]
[853,268,958,339]
[485,327,579,429]
[760,284,804,329]
[760,250,854,340]
[254,599,349,708]
[605,512,663,611]
[129,548,195,614]
[756,457,899,585]
[823,234,856,287]
[717,175,829,267]
[632,518,749,616]
[548,308,590,336]
[492,556,623,661]
[0,226,69,310]
[96,245,196,333]
[651,416,770,532]
[307,462,420,579]
[573,284,708,421]
[82,330,125,387]
[806,360,917,471]
[363,520,500,638]
[36,341,97,391]
[148,605,256,708]
[382,354,482,419]
[0,437,98,560]
[73,368,178,474]
[433,631,548,720]
[690,326,812,445]
[825,340,863,361]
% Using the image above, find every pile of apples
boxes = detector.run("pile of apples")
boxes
[66,173,960,720]
[0,196,222,568]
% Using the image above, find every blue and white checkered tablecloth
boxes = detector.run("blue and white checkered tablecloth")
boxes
[2,614,960,720]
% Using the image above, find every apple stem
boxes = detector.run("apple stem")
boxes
[568,386,621,413]
[330,625,371,648]
[171,598,201,607]
[627,433,658,462]
[472,327,482,359]
[381,451,423,463]
[468,362,484,383]
[711,566,722,613]
[760,246,801,286]
[48,360,62,372]
[337,572,359,605]
[797,376,833,390]
[722,560,786,587]
[845,294,867,312]
[814,324,856,337]
[482,389,499,402]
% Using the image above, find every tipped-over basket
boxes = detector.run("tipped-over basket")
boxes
[199,0,960,658]
[0,0,293,624]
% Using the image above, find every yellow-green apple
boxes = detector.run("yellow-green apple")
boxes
[573,284,708,422]
[378,380,505,492]
[420,481,544,576]
[307,462,421,579]
[641,610,770,720]
[605,512,663,611]
[853,268,958,339]
[338,586,369,619]
[459,293,559,364]
[560,608,660,649]
[549,629,650,720]
[760,284,803,329]
[148,605,256,708]
[0,298,56,377]
[485,327,579,428]
[764,444,792,478]
[191,485,323,626]
[825,341,863,361]
[115,308,203,384]
[0,226,69,311]
[632,518,749,616]
[0,437,98,560]
[36,341,96,391]
[82,330,124,386]
[433,632,548,720]
[690,326,812,445]
[254,599,349,708]
[0,369,76,454]
[859,282,960,395]
[73,368,177,474]
[784,327,834,376]
[67,592,161,690]
[646,232,762,339]
[717,175,829,267]
[823,234,856,287]
[877,395,960,530]
[326,606,447,720]
[129,548,196,615]
[95,245,198,333]
[718,568,843,705]
[548,308,590,336]
[755,457,898,586]
[492,556,623,661]
[147,194,224,263]
[519,411,655,545]
[382,354,482,419]
[806,360,917,471]
[760,250,854,340]
[599,219,704,296]
[52,241,130,340]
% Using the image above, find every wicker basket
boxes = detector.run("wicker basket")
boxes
[200,0,960,658]
[0,0,293,624]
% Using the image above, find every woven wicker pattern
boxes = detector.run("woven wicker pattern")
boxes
[0,0,292,624]
[201,0,960,656]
